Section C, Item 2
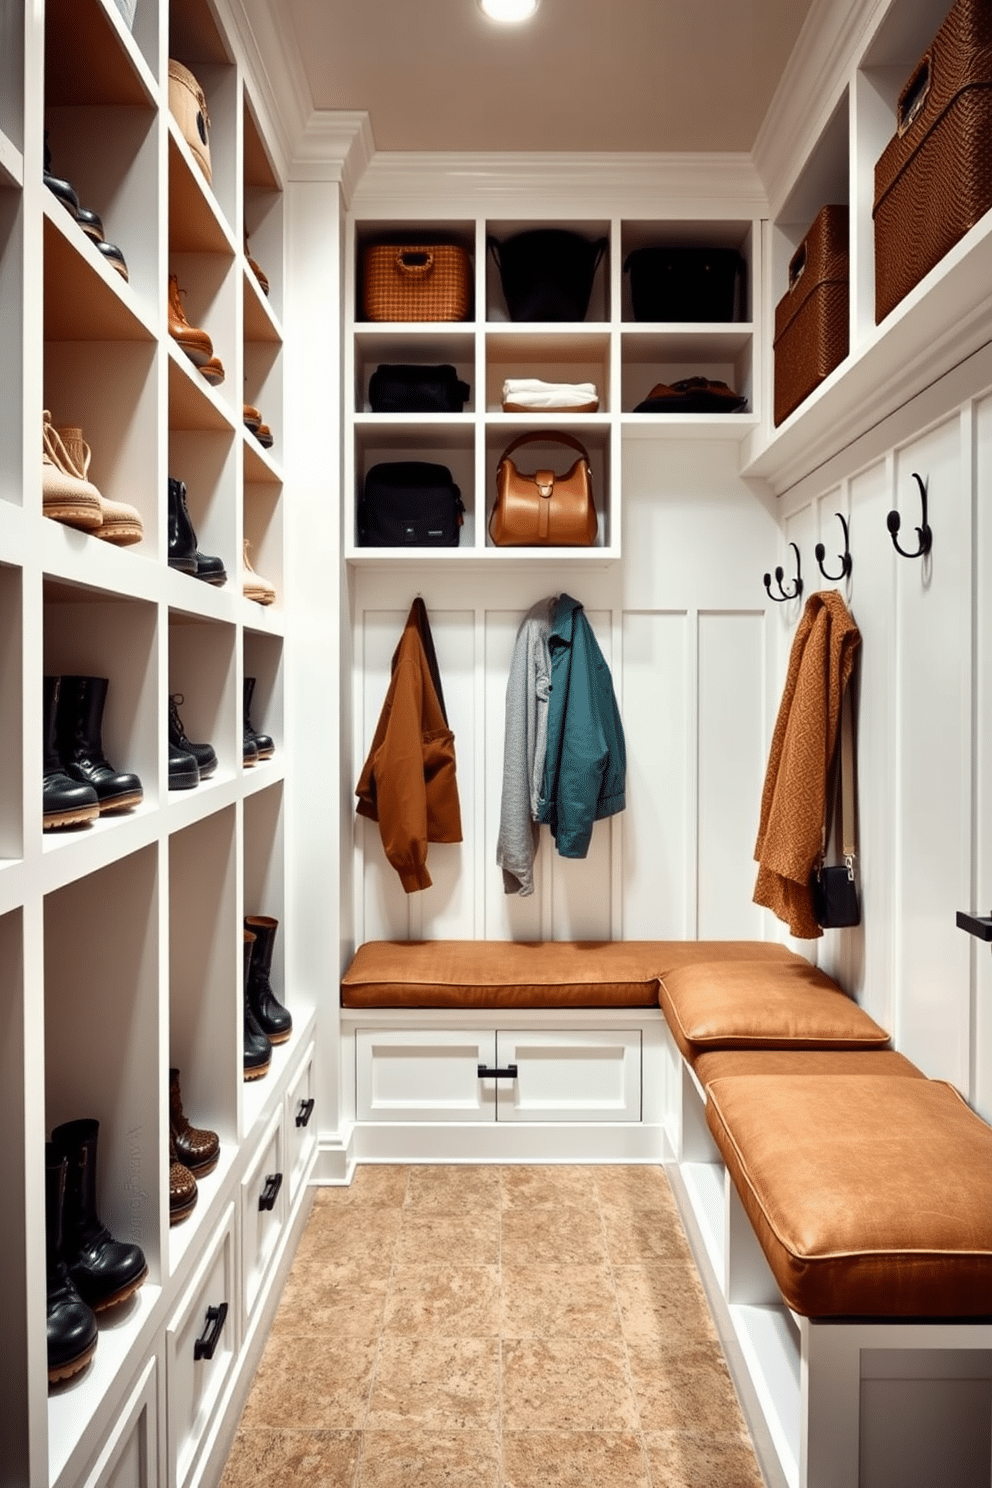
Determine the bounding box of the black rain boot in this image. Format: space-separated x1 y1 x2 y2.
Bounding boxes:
243 930 272 1080
55 675 143 813
43 131 80 219
243 915 292 1044
43 676 100 830
168 694 217 779
167 477 227 584
46 1143 98 1384
244 677 274 758
50 1118 148 1313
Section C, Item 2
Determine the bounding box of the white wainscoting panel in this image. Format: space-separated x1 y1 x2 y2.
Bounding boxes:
976 394 992 1123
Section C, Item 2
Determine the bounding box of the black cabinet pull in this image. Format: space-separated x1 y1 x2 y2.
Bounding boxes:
956 910 992 942
193 1301 228 1361
477 1063 518 1079
259 1172 283 1211
295 1097 315 1128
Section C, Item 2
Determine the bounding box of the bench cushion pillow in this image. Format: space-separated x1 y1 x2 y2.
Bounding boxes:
692 1047 924 1083
659 958 890 1059
706 1074 992 1317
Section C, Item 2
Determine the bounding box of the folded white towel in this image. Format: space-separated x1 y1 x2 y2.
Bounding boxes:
501 377 599 410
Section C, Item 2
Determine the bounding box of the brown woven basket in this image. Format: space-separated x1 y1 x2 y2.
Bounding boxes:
169 59 212 184
773 206 849 426
873 0 992 323
361 244 472 322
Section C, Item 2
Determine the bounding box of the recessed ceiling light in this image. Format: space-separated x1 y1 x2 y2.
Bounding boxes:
478 0 540 21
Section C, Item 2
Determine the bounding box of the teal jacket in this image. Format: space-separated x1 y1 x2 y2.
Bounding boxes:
536 593 626 857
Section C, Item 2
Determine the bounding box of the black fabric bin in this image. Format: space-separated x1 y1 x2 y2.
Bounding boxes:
488 229 608 322
624 246 746 322
358 462 464 547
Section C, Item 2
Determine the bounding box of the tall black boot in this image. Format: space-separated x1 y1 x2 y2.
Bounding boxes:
243 677 274 759
55 676 143 813
244 915 292 1044
168 477 227 584
46 1143 98 1384
243 930 272 1080
50 1119 148 1312
43 676 100 830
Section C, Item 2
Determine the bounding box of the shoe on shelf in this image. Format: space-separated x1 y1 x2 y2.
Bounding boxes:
244 677 275 759
198 356 225 387
243 729 258 767
243 930 272 1080
244 915 292 1045
42 411 103 532
169 1134 198 1225
168 738 199 791
169 1069 220 1178
244 229 269 296
44 135 129 279
55 425 142 546
167 477 227 584
55 675 143 814
242 540 275 605
50 1118 148 1313
168 694 217 780
255 424 273 450
76 204 104 243
168 273 221 379
96 239 129 282
42 132 80 219
243 403 261 433
43 676 100 830
46 1145 98 1385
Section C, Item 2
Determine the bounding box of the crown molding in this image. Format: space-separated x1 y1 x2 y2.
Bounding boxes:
292 112 377 198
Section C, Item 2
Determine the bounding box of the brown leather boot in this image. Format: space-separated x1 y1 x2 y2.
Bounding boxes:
169 1134 198 1225
169 1069 220 1177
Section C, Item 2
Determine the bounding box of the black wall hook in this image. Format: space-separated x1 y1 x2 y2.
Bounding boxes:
887 472 932 558
764 542 803 603
815 512 852 581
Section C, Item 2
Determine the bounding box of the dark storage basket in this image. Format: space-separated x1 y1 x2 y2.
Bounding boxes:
773 206 849 427
367 364 471 414
358 462 465 547
623 245 746 322
361 243 473 322
488 229 607 322
873 0 992 323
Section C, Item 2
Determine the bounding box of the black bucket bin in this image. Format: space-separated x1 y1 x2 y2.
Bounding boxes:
488 229 608 322
623 245 746 322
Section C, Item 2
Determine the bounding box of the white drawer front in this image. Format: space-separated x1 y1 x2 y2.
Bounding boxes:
80 1357 158 1488
241 1108 287 1321
285 1042 317 1202
357 1029 496 1122
167 1206 236 1488
495 1029 642 1122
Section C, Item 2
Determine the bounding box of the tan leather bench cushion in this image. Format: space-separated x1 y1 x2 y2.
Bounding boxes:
693 1047 924 1083
340 939 798 1009
706 1075 992 1317
659 958 890 1059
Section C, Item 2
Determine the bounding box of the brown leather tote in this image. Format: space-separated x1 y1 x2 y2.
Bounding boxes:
489 432 597 546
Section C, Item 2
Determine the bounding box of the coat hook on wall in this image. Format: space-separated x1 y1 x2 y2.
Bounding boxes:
763 542 803 603
815 512 853 581
887 472 932 558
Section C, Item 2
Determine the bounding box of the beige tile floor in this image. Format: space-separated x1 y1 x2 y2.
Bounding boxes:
221 1164 766 1488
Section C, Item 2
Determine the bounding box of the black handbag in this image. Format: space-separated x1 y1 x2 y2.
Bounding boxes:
488 229 608 322
809 677 861 929
623 245 746 322
358 462 464 547
368 364 470 414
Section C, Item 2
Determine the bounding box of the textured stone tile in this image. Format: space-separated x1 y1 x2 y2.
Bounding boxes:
594 1164 677 1212
295 1206 403 1267
404 1165 500 1211
612 1262 717 1348
502 1430 649 1488
500 1264 621 1339
499 1165 597 1209
500 1205 608 1265
626 1342 748 1434
270 1260 389 1339
643 1429 765 1487
383 1265 500 1337
501 1338 639 1431
312 1166 409 1209
240 1335 377 1430
395 1211 500 1266
600 1204 692 1265
357 1430 499 1488
219 1429 360 1488
366 1337 500 1430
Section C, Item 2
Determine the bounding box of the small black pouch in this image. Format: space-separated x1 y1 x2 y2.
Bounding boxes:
358 462 465 547
368 364 471 414
810 863 860 929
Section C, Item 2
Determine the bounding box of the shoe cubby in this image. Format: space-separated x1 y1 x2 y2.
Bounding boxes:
353 328 476 414
0 186 23 514
169 0 238 234
168 806 238 1272
351 422 477 553
168 427 238 594
242 631 282 776
619 329 756 423
482 423 613 552
243 91 282 326
484 329 611 413
167 248 236 404
0 908 28 1482
0 0 24 162
0 565 23 866
243 328 281 459
167 611 236 796
485 217 611 324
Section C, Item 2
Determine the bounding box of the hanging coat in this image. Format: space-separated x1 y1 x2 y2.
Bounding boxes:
753 589 861 939
355 598 462 892
496 595 556 895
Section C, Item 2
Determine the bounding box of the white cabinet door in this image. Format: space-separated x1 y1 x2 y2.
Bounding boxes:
285 1041 317 1203
79 1357 158 1488
495 1029 642 1122
166 1206 236 1488
356 1029 496 1122
241 1109 287 1324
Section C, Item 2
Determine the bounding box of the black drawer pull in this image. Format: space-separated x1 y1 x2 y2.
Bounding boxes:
259 1171 283 1211
295 1097 315 1128
193 1301 228 1361
477 1064 518 1080
956 910 992 942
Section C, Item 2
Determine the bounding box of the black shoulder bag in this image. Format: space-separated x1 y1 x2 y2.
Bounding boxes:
810 677 860 929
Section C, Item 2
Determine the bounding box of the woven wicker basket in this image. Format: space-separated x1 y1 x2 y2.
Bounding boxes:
773 205 849 427
168 59 212 185
362 243 472 322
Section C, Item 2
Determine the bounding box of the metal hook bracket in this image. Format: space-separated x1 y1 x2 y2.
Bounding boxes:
763 542 803 603
815 512 853 581
887 472 932 558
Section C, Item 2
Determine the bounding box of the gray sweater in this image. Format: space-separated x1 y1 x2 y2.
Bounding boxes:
496 596 556 895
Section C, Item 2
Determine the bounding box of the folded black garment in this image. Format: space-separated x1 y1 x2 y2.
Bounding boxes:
368 364 470 414
633 377 748 413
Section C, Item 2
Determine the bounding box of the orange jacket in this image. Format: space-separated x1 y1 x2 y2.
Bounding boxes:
355 599 462 892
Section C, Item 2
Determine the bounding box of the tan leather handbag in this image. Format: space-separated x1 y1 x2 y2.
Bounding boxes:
489 432 597 546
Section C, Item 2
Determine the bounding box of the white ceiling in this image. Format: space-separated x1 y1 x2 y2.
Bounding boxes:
283 0 816 154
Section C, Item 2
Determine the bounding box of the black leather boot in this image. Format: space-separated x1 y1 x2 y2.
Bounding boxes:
55 676 143 813
46 1143 98 1384
168 477 227 584
43 676 100 830
50 1118 148 1313
244 677 275 758
169 1068 219 1177
243 930 272 1080
244 915 292 1044
168 694 217 779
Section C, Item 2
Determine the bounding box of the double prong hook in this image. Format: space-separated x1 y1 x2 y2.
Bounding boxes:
887 472 932 559
763 542 803 603
815 512 852 582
